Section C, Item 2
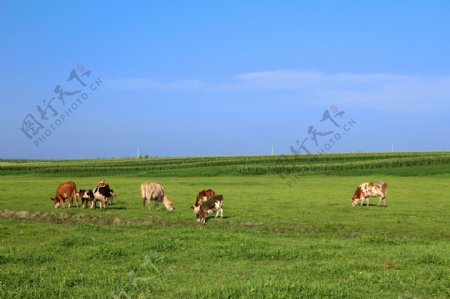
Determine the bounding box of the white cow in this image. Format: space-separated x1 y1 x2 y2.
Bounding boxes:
141 182 174 211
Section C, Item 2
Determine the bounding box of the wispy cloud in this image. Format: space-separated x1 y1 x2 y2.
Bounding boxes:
106 70 450 111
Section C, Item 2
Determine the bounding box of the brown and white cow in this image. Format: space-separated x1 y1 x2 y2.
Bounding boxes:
51 181 78 209
141 182 174 211
351 182 388 207
192 188 215 213
195 194 223 224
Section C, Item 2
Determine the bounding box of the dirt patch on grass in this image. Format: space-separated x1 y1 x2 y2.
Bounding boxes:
0 209 255 228
0 209 322 235
0 209 166 226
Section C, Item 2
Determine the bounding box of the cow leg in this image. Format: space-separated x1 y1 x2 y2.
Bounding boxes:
215 208 223 218
154 195 161 209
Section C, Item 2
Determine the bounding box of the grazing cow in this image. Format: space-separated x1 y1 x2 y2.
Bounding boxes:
192 189 215 213
91 183 113 209
141 182 174 211
51 181 78 209
195 195 223 224
79 189 94 209
351 182 388 207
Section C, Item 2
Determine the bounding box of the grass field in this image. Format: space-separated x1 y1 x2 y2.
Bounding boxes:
1 152 450 298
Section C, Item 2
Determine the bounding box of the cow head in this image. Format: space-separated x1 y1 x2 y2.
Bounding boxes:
196 210 206 224
351 187 362 207
191 204 201 214
107 189 115 205
192 196 207 213
51 197 61 209
98 180 108 187
163 195 174 211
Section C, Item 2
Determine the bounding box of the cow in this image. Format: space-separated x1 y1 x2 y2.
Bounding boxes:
50 181 78 209
96 181 115 205
79 189 94 209
192 188 215 213
141 182 174 211
91 183 113 209
195 194 223 224
351 182 388 207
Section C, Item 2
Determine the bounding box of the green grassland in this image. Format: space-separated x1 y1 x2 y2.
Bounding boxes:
0 152 449 298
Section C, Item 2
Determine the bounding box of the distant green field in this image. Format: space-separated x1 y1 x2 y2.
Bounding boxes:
1 152 449 298
1 151 450 176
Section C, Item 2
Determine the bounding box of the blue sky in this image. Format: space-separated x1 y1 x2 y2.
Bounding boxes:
1 1 449 159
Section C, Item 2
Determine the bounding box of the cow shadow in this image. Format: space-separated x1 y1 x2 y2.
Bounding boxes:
356 204 387 207
106 205 127 210
204 215 229 223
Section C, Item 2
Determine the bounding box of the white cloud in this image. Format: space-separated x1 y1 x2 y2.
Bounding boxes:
228 70 450 110
106 70 450 111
